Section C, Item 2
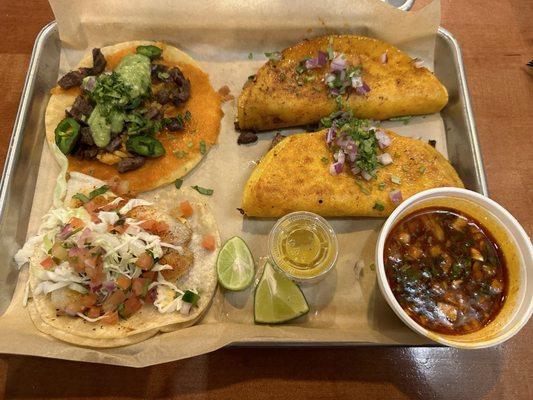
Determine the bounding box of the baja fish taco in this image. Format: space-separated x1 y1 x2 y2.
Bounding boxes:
46 41 222 193
15 172 220 348
237 34 448 131
241 114 463 217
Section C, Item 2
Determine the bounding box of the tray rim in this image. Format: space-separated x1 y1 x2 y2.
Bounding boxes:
0 21 486 350
437 27 488 196
0 21 58 219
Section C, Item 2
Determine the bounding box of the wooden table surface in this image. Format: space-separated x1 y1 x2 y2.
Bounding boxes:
0 0 531 399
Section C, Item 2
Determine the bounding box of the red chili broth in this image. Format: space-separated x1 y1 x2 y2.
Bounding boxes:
384 207 507 335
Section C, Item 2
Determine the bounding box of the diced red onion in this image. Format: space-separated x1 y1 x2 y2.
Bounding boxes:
77 228 91 246
326 127 336 145
389 189 403 204
89 283 102 292
355 81 371 95
351 76 363 89
334 149 345 164
345 141 358 162
380 52 388 64
329 162 344 175
375 130 392 149
378 152 393 165
103 281 116 291
68 247 82 258
305 51 327 69
325 73 336 84
330 87 340 96
336 135 348 148
339 69 346 82
413 58 424 68
180 302 192 315
330 55 347 71
361 170 373 181
58 224 73 240
82 76 96 92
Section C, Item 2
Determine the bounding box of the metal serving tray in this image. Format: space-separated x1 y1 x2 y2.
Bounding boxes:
0 22 487 321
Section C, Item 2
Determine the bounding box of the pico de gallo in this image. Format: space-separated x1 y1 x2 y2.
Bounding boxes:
15 185 213 324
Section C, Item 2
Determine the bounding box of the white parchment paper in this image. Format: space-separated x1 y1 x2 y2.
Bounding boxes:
0 0 446 367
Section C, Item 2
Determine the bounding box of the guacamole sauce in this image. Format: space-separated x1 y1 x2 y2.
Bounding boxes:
88 53 151 147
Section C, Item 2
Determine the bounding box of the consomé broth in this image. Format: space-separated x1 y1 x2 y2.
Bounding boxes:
384 207 507 335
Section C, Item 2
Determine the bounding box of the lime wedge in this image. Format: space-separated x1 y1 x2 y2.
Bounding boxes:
254 262 309 324
217 236 255 291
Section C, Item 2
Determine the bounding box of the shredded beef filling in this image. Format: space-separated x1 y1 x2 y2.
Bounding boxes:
116 157 146 173
57 48 106 89
67 95 93 123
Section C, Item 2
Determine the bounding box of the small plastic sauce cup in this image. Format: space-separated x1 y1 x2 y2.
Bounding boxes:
268 211 338 284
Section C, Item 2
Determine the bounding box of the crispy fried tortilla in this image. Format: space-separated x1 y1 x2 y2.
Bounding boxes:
241 130 463 217
45 41 222 193
237 35 448 131
23 173 220 348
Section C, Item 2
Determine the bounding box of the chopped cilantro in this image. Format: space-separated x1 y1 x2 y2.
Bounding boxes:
191 185 214 196
334 95 344 110
184 110 192 121
73 185 109 203
378 182 386 191
391 175 401 184
373 202 385 211
419 166 426 174
369 263 376 271
389 115 412 125
182 290 200 305
173 150 188 159
354 179 371 195
187 141 194 148
72 193 90 203
321 156 329 164
295 63 306 74
327 37 334 60
174 179 183 189
248 52 253 60
200 140 206 155
265 51 282 61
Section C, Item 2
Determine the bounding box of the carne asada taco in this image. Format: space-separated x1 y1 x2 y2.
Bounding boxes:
46 41 222 193
15 173 220 347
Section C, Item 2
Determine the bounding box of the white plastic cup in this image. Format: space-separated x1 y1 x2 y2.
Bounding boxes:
375 187 533 348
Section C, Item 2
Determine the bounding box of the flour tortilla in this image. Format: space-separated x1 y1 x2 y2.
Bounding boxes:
27 172 220 348
45 41 222 193
241 129 463 217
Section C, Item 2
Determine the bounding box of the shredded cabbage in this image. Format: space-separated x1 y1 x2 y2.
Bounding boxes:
14 234 43 267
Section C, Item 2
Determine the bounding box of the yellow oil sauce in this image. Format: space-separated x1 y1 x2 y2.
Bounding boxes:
270 213 337 281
